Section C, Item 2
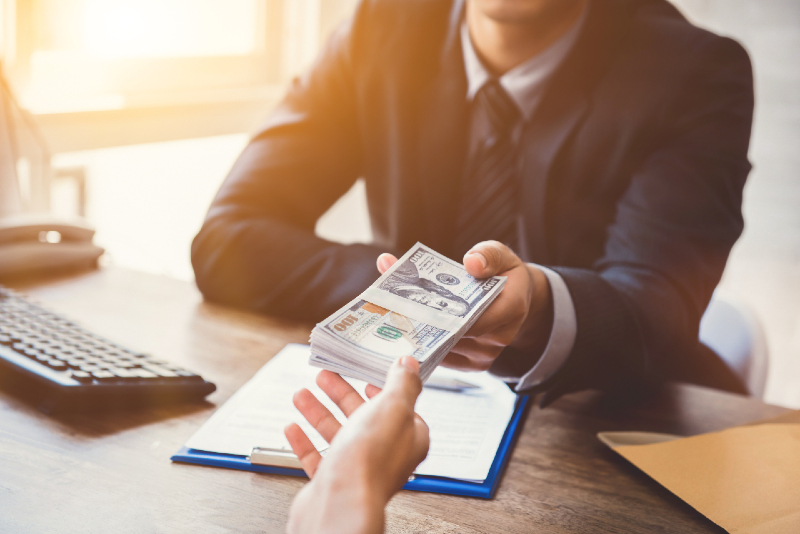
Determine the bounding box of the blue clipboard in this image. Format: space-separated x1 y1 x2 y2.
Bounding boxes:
171 395 529 499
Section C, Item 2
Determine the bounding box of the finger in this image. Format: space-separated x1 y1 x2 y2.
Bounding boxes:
377 253 398 274
463 241 523 278
284 423 322 478
292 389 342 443
394 417 430 489
441 351 493 372
450 337 506 363
382 356 423 405
315 370 365 417
462 310 522 342
364 384 382 399
460 267 533 339
413 416 431 465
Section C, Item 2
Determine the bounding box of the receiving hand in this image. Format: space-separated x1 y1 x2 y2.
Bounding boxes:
284 356 430 534
377 240 551 371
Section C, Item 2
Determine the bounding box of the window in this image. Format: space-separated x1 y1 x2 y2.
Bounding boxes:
9 0 281 113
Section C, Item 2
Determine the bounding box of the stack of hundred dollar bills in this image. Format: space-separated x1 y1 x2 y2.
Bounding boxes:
309 243 506 387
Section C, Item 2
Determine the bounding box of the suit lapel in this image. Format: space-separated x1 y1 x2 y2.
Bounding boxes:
519 89 588 264
519 0 632 264
417 0 469 258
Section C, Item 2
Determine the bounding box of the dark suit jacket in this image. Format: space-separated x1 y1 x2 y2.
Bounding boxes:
192 0 754 400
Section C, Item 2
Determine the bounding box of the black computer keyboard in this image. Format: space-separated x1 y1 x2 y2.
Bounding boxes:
0 285 216 412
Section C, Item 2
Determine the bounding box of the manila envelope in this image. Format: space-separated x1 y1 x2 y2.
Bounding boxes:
599 412 800 534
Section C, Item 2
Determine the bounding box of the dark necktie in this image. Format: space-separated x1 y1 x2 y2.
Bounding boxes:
451 80 522 260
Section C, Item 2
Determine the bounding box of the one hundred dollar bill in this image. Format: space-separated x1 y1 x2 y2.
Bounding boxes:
361 243 506 331
309 243 506 387
317 299 452 363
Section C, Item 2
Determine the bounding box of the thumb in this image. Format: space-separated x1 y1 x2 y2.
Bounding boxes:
382 356 423 405
463 240 522 278
377 253 398 274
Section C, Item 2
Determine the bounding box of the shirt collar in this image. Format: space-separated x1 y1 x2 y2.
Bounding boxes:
461 5 587 121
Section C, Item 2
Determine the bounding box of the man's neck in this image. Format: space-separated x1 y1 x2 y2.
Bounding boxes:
466 0 587 75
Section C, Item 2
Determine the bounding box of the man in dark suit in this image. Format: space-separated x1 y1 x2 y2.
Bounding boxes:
192 0 754 404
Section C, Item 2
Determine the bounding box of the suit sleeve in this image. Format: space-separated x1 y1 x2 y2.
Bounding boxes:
522 37 755 403
191 12 384 321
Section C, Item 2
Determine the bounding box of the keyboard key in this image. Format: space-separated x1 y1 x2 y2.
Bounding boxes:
46 360 68 371
176 370 203 381
109 368 139 380
131 368 159 379
70 370 94 383
91 371 117 381
142 365 179 378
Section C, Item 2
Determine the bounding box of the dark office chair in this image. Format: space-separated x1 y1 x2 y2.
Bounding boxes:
699 293 769 398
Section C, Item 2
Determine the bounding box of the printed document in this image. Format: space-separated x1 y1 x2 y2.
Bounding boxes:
185 344 518 482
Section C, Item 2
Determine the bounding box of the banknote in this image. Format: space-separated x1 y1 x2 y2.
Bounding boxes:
309 243 506 387
318 299 451 363
361 243 505 331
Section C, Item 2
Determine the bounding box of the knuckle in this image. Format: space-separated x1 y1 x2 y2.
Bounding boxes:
499 334 516 347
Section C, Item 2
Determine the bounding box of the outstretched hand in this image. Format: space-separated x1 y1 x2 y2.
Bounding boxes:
377 241 551 371
285 357 429 534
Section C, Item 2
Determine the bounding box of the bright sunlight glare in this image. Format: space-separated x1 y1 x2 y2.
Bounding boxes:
79 0 256 58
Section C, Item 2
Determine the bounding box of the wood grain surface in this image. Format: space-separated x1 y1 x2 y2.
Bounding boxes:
0 267 789 533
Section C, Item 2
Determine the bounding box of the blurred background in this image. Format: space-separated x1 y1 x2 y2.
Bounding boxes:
0 0 797 407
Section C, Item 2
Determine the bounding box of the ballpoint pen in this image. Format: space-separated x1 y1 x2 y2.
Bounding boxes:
249 446 328 468
423 376 480 392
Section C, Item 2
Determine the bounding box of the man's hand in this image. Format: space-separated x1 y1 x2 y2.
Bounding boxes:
377 241 552 371
284 357 430 534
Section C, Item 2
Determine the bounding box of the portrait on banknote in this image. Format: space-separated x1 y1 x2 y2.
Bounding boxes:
377 246 499 318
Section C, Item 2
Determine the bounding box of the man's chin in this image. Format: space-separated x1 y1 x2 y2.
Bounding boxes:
470 0 579 25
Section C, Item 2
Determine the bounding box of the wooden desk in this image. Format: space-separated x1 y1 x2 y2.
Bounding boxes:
0 268 789 533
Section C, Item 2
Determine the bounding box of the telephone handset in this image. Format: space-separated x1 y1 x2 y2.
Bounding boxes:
0 214 104 277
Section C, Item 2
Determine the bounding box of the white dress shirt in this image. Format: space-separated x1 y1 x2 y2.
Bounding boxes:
460 9 586 391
